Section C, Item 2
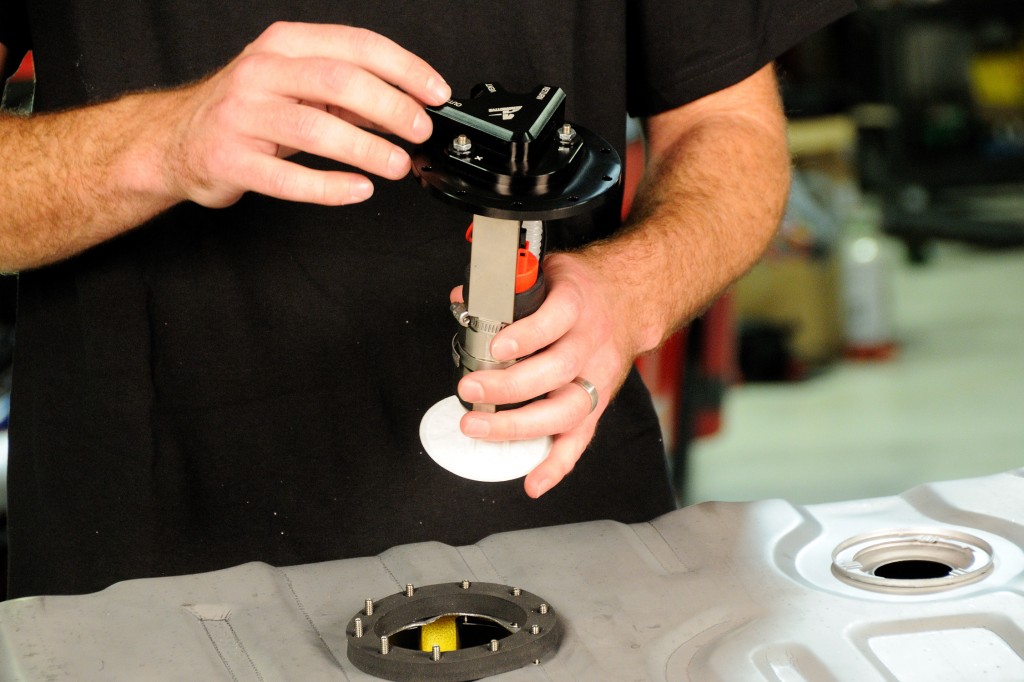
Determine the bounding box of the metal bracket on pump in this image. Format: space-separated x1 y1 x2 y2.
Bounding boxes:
413 83 621 220
413 82 621 482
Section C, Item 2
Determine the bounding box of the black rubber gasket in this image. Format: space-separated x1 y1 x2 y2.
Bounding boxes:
346 582 560 681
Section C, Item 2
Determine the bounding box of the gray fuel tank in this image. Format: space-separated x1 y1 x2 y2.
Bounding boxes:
2 469 1024 680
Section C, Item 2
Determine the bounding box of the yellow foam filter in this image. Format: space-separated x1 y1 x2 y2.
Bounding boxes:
420 615 460 652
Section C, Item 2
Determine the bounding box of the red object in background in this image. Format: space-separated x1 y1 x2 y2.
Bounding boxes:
10 51 33 82
845 342 897 362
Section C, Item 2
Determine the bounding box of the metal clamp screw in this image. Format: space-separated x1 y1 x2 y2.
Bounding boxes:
450 302 471 327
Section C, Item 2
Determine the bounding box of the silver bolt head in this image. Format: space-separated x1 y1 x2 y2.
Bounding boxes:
557 124 577 144
453 134 472 154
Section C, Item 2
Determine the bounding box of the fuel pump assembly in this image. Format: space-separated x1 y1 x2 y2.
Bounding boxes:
413 83 621 482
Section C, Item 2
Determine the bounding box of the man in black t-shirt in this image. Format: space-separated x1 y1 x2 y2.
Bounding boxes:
0 1 854 597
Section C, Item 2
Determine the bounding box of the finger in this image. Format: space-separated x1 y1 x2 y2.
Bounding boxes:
523 424 596 498
309 100 394 136
458 333 587 407
236 152 375 205
328 108 392 136
251 22 451 106
298 102 380 139
233 54 434 144
460 380 598 441
489 278 582 361
450 285 464 304
248 101 411 179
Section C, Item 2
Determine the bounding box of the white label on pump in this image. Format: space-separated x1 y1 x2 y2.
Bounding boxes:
488 106 522 121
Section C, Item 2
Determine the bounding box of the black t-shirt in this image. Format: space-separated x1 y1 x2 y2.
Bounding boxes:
1 0 853 597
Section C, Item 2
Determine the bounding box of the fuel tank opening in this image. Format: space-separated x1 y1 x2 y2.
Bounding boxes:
831 528 994 594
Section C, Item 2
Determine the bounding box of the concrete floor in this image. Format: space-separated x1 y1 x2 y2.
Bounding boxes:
688 241 1024 505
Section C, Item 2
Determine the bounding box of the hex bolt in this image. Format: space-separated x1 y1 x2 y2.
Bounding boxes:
452 134 472 154
530 624 541 635
432 644 442 662
538 603 549 615
380 635 390 655
354 617 364 638
461 579 471 590
489 639 500 652
557 123 577 144
405 583 415 597
364 599 374 616
512 587 522 597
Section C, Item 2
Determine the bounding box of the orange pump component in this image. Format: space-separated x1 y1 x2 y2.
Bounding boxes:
515 247 539 293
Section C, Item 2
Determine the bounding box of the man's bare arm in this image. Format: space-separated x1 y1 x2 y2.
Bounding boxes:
584 63 790 353
1 90 180 271
0 23 451 272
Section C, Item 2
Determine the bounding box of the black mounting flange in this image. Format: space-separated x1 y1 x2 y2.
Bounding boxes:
412 83 621 221
346 582 560 681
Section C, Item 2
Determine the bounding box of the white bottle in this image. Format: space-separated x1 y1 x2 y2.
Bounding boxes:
840 201 896 359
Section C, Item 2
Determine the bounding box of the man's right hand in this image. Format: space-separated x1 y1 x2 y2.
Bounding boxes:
0 23 450 271
161 22 451 208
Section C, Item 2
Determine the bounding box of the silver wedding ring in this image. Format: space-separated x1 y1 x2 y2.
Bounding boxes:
572 377 599 414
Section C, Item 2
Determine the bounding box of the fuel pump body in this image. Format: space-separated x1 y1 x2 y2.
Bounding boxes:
413 83 621 411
